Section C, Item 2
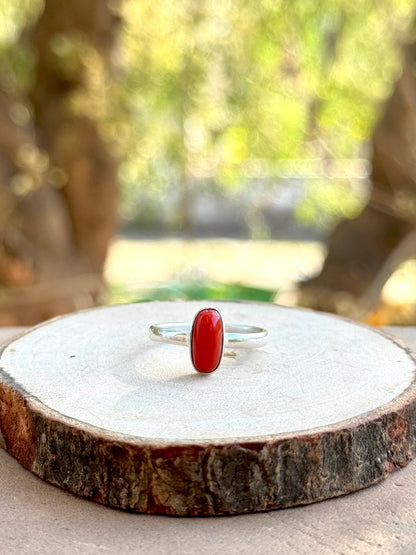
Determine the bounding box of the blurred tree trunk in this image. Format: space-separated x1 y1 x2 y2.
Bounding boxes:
0 0 119 325
298 41 416 319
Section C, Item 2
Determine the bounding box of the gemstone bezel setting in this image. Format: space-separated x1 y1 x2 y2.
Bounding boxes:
190 308 224 373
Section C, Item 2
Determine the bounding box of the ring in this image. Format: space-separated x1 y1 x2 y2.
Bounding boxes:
149 307 268 373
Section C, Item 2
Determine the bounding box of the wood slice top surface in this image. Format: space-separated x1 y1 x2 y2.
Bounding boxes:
1 301 416 516
1 301 414 442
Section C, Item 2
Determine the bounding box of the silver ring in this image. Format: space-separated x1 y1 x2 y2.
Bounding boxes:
149 307 268 374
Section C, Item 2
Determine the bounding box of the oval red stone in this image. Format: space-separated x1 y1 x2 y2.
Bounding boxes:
191 308 224 373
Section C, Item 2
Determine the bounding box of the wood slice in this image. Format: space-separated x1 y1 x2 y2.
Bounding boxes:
1 301 416 516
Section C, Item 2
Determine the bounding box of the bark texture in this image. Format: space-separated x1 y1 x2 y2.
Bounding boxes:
0 371 415 516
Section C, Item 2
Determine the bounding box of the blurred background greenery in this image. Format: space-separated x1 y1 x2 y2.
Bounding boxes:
0 0 415 324
88 0 411 232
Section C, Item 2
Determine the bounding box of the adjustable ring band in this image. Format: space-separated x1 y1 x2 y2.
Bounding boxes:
149 323 268 348
149 307 268 374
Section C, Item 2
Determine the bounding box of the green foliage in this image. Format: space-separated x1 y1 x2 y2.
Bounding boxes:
0 0 42 48
108 279 277 305
109 0 416 228
2 0 416 229
295 178 369 227
0 0 43 93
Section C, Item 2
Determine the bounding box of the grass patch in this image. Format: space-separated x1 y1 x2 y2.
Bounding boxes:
107 278 277 305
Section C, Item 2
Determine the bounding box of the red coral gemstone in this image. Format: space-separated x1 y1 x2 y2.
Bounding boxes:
191 308 224 373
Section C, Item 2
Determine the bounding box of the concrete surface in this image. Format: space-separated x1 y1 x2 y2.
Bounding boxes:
0 326 416 554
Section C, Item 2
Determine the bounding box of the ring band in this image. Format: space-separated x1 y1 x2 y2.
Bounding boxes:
149 307 268 374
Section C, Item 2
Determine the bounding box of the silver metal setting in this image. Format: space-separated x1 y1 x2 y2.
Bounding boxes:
149 311 268 351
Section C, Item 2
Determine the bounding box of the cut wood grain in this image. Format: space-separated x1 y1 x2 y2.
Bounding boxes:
0 301 416 516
